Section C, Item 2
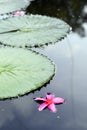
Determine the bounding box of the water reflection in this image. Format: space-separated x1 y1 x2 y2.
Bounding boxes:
27 0 87 37
0 0 87 130
67 33 87 129
1 30 87 129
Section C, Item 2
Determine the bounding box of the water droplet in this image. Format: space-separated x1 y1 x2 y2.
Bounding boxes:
57 115 60 118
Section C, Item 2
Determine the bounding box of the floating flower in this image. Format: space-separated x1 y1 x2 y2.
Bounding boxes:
34 93 65 113
13 11 25 16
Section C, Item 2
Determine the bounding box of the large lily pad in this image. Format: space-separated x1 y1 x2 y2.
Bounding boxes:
0 14 71 47
0 47 55 99
0 0 33 15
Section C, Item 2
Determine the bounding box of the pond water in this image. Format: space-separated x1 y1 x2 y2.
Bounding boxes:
0 0 87 130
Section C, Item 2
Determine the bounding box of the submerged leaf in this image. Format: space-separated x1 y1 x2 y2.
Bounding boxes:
0 0 33 15
0 47 55 99
0 14 71 47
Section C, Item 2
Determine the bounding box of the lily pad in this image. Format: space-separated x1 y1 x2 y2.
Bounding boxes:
0 47 55 99
0 14 71 47
0 0 33 15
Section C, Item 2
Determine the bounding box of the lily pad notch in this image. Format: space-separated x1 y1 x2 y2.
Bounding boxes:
0 47 55 99
0 14 71 47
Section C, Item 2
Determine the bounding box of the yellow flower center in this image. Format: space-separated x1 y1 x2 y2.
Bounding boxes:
46 99 53 105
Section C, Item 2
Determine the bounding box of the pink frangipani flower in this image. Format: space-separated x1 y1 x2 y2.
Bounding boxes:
34 93 65 113
13 11 25 16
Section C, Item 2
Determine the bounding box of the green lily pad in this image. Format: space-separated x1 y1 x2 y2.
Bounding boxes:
0 0 33 15
0 47 55 99
0 14 71 47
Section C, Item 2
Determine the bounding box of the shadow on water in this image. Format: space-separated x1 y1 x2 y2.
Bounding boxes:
0 0 87 130
27 0 87 36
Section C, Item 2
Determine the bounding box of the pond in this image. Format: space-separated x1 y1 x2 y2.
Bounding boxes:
0 0 87 130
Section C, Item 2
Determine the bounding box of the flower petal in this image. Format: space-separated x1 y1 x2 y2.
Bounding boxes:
38 102 48 111
53 97 65 104
48 103 57 113
34 97 46 101
13 11 25 16
46 93 54 100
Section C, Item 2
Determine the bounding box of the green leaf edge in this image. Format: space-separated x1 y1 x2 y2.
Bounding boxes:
0 14 71 48
0 47 55 100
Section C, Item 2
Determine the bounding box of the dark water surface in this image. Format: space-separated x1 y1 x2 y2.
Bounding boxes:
0 0 87 130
